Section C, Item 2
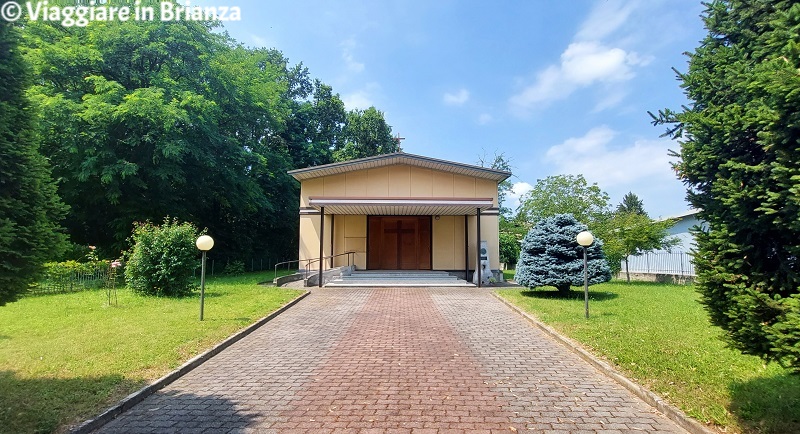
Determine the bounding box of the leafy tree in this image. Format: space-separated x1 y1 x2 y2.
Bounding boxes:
333 106 400 161
499 231 520 269
602 212 679 282
0 20 67 305
478 150 514 217
124 218 199 297
477 151 521 267
616 192 647 216
515 214 611 293
516 174 610 229
20 19 332 262
652 0 800 370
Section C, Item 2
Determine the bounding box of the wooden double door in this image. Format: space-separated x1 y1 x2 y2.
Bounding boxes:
367 216 432 270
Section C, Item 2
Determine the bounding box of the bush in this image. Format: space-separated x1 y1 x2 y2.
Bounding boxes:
515 214 611 293
223 260 245 276
124 218 200 297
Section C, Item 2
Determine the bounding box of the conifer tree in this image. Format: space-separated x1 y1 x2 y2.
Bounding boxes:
515 214 611 293
652 0 800 370
0 20 67 305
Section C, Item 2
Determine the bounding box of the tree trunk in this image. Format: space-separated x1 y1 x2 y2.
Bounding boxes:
557 284 571 294
625 257 630 283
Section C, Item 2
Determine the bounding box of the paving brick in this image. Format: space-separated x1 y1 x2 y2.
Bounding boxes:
94 288 687 433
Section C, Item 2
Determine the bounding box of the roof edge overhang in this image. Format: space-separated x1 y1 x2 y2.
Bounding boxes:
288 152 512 183
304 196 497 216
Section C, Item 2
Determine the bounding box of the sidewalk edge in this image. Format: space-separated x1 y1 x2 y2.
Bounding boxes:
71 290 311 434
492 292 716 434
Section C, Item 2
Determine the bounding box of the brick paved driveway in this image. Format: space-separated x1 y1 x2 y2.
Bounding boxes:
96 288 687 433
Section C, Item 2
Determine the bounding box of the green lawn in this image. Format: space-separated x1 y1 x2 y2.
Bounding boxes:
0 271 303 434
496 280 800 434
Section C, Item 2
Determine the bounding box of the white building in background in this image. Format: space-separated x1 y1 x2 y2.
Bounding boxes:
622 209 705 279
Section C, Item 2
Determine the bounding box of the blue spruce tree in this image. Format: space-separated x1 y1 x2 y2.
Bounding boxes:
516 214 611 293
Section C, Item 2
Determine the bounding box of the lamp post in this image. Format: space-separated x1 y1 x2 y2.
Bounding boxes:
576 231 594 319
196 235 214 321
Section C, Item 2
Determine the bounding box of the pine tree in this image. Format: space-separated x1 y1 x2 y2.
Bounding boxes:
616 192 647 216
0 20 67 305
652 1 800 370
515 214 611 293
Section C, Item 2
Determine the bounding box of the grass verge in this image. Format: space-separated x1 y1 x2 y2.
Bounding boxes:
496 280 800 434
0 271 302 434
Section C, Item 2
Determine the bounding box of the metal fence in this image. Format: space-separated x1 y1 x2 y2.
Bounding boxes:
620 251 695 276
194 257 290 277
31 264 111 295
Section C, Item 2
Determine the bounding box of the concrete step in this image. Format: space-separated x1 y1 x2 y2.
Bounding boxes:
326 280 474 287
338 275 458 280
325 270 474 287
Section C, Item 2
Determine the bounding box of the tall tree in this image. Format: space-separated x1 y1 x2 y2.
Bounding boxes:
477 151 521 267
516 174 611 228
23 19 300 260
0 20 67 305
652 0 800 370
616 192 647 216
333 106 400 161
478 151 513 217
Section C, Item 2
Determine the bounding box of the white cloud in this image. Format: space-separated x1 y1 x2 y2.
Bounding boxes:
443 88 470 106
341 82 381 110
510 41 646 112
561 42 636 84
341 38 365 73
342 91 373 110
505 182 534 211
544 126 675 188
508 0 655 114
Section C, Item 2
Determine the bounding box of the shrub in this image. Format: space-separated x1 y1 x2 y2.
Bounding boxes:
124 218 200 297
515 213 611 293
224 260 245 276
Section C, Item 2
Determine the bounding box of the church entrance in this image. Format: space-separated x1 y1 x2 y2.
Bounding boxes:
367 216 431 270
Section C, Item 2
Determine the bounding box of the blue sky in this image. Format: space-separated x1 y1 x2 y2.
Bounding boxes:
215 0 708 218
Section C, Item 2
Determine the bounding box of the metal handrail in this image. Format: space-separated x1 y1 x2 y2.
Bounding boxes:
273 258 310 282
273 251 356 283
304 251 356 277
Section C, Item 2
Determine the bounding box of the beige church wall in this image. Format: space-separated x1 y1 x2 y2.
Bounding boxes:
366 168 389 196
300 178 323 207
299 165 498 202
345 171 368 196
298 215 318 267
303 212 500 272
431 171 454 196
453 174 476 198
476 178 499 206
298 214 333 269
332 215 367 269
409 167 433 197
298 163 501 271
432 215 466 270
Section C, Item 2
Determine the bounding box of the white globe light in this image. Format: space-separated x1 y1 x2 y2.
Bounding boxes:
576 231 594 247
196 235 214 251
